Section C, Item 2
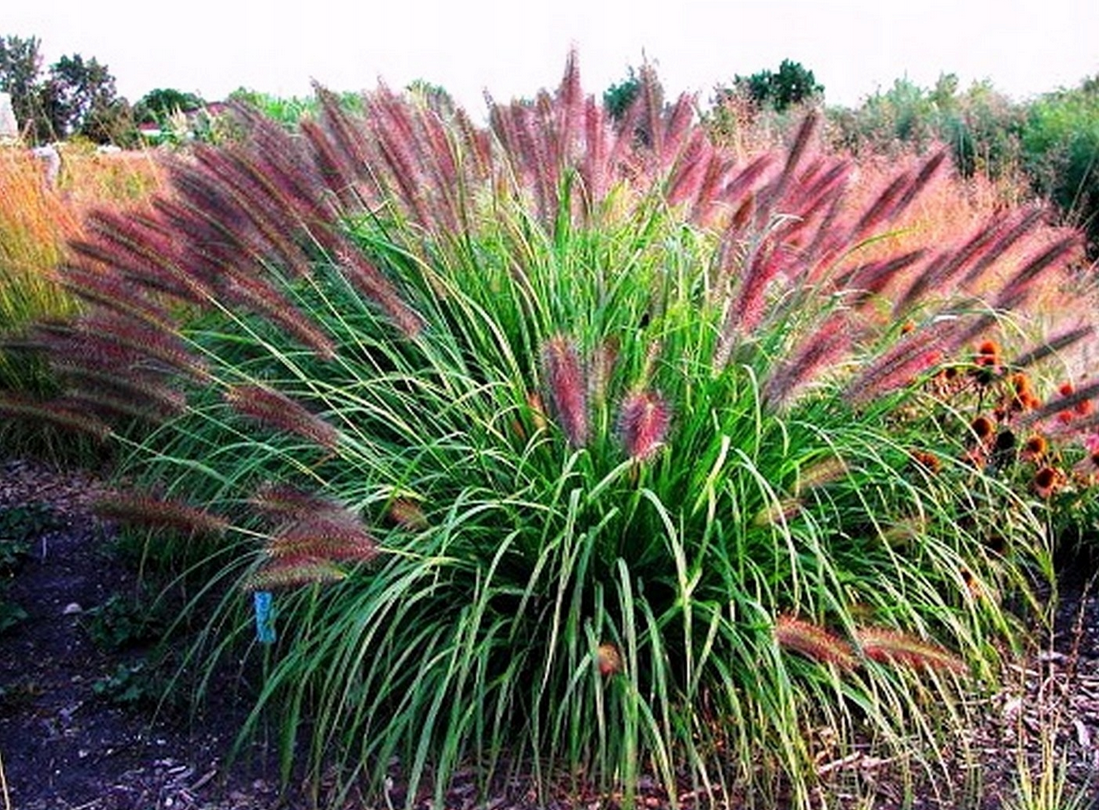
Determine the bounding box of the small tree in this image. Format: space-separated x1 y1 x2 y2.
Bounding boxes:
732 58 823 111
0 35 131 144
133 88 205 124
1021 79 1099 258
45 53 125 139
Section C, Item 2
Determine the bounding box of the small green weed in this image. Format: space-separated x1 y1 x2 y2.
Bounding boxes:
0 502 61 559
83 591 167 650
0 589 27 635
0 504 51 637
0 536 29 575
92 661 156 706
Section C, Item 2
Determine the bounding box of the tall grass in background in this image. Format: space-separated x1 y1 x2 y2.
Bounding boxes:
0 145 164 456
3 54 1097 807
0 150 81 391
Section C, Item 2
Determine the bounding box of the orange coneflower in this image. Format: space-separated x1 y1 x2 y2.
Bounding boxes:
1021 434 1048 462
910 450 942 474
1032 466 1059 499
972 340 1001 384
971 415 995 441
977 340 1000 363
1007 372 1036 412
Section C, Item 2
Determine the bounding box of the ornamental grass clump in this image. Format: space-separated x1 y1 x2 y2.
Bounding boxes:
5 54 1095 807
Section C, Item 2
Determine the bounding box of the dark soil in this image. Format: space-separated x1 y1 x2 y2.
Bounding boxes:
1 457 1097 809
0 459 297 809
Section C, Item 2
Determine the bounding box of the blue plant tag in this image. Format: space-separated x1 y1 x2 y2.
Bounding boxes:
253 590 276 644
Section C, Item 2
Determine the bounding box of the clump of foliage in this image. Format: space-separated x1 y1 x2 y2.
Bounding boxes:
226 86 363 130
130 88 218 148
6 53 1095 807
824 72 1099 261
91 659 175 707
0 592 27 635
705 61 823 159
0 501 60 551
84 589 168 650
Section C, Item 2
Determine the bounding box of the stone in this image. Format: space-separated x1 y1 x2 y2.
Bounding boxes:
0 92 18 140
32 144 61 187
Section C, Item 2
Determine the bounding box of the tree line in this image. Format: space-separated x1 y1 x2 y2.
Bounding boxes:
0 34 203 145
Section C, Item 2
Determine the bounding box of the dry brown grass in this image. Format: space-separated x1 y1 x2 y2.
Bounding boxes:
0 146 165 327
0 146 165 393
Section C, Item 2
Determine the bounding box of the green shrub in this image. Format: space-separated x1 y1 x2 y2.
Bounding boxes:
827 75 1027 182
1019 82 1099 258
5 54 1093 807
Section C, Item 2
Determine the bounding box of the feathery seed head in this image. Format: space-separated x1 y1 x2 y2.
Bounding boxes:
226 384 340 450
245 557 347 591
267 516 378 563
853 626 967 674
94 492 230 537
1022 434 1048 461
541 335 589 447
773 615 857 670
617 389 671 461
250 483 343 519
387 498 428 531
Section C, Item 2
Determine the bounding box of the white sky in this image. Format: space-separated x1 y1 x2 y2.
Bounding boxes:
3 1 1098 111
